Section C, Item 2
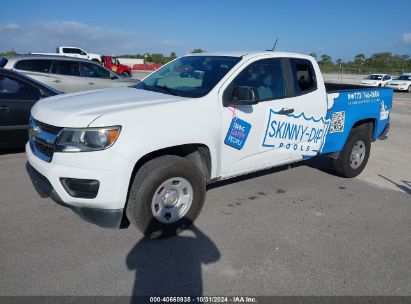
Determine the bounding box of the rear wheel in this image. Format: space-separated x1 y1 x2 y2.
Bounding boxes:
331 126 371 178
408 85 411 93
126 155 206 238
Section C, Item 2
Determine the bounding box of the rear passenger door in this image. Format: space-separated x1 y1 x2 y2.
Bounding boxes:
49 60 84 93
219 57 328 177
13 59 53 86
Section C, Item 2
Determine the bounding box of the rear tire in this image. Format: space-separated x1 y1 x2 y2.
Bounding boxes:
408 85 411 93
331 126 371 178
126 155 206 239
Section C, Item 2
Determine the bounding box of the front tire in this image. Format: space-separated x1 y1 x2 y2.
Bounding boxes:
331 127 371 178
126 155 206 238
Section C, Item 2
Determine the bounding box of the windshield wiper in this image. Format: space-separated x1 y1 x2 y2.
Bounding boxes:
154 85 179 96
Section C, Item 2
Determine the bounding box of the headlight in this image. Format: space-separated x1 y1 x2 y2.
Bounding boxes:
55 126 121 152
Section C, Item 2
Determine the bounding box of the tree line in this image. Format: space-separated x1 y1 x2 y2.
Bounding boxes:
1 49 410 71
119 49 204 64
0 49 205 65
310 52 411 72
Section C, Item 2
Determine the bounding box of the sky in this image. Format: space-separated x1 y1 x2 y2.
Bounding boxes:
0 0 410 61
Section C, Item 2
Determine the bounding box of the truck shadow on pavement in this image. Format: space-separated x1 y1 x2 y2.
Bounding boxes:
126 224 220 299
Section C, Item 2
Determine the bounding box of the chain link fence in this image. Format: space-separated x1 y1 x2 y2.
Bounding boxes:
319 66 411 76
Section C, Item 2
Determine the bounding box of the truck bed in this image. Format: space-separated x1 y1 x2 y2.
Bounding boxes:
325 82 377 92
320 83 392 155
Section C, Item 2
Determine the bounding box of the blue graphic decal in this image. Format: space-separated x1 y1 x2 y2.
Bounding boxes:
321 88 393 155
224 118 251 150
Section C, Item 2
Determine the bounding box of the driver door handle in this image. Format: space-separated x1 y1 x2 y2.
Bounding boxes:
53 80 61 83
0 105 10 112
277 108 294 115
88 82 95 85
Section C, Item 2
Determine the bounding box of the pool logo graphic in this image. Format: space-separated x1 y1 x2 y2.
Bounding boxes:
224 117 251 150
380 100 389 120
262 108 329 155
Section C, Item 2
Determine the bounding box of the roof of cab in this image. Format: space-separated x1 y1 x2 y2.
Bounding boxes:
4 54 94 63
186 51 314 60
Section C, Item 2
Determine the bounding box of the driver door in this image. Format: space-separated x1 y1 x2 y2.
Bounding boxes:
218 57 328 177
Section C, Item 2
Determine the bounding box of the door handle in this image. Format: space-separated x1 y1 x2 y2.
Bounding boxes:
277 108 294 115
0 105 10 112
88 82 95 85
53 80 61 83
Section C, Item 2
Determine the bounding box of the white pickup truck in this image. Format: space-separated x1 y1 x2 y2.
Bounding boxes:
32 46 101 63
26 51 392 238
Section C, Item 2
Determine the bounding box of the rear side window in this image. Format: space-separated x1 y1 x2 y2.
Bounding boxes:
15 60 52 73
62 48 82 54
290 58 317 95
0 74 40 101
51 61 81 76
82 62 111 79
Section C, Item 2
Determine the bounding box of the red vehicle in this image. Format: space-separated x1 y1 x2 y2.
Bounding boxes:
101 56 132 77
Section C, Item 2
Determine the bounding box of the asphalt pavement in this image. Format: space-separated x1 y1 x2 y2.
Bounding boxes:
0 93 410 296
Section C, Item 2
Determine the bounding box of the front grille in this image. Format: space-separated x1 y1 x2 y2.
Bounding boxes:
34 141 54 158
34 119 63 135
29 117 61 162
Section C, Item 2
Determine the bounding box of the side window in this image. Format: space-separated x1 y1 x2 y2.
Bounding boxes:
51 61 81 76
14 60 52 73
0 74 40 101
230 58 286 101
81 62 111 79
62 48 72 54
290 59 317 95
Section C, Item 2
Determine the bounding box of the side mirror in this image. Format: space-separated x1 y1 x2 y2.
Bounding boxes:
230 86 259 106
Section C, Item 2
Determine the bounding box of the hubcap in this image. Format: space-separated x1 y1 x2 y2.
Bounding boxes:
151 177 193 223
350 140 366 169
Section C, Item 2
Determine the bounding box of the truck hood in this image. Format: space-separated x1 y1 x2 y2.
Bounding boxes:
31 88 185 127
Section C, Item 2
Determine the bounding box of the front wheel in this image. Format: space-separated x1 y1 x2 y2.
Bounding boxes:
408 85 411 93
121 71 130 77
126 155 206 238
331 127 371 178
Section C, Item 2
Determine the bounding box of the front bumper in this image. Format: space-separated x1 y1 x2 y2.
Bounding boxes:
360 83 379 87
26 161 127 228
26 142 134 228
387 85 409 91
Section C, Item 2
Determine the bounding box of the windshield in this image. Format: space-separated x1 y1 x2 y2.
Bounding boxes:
366 75 383 80
136 56 241 98
397 75 411 81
